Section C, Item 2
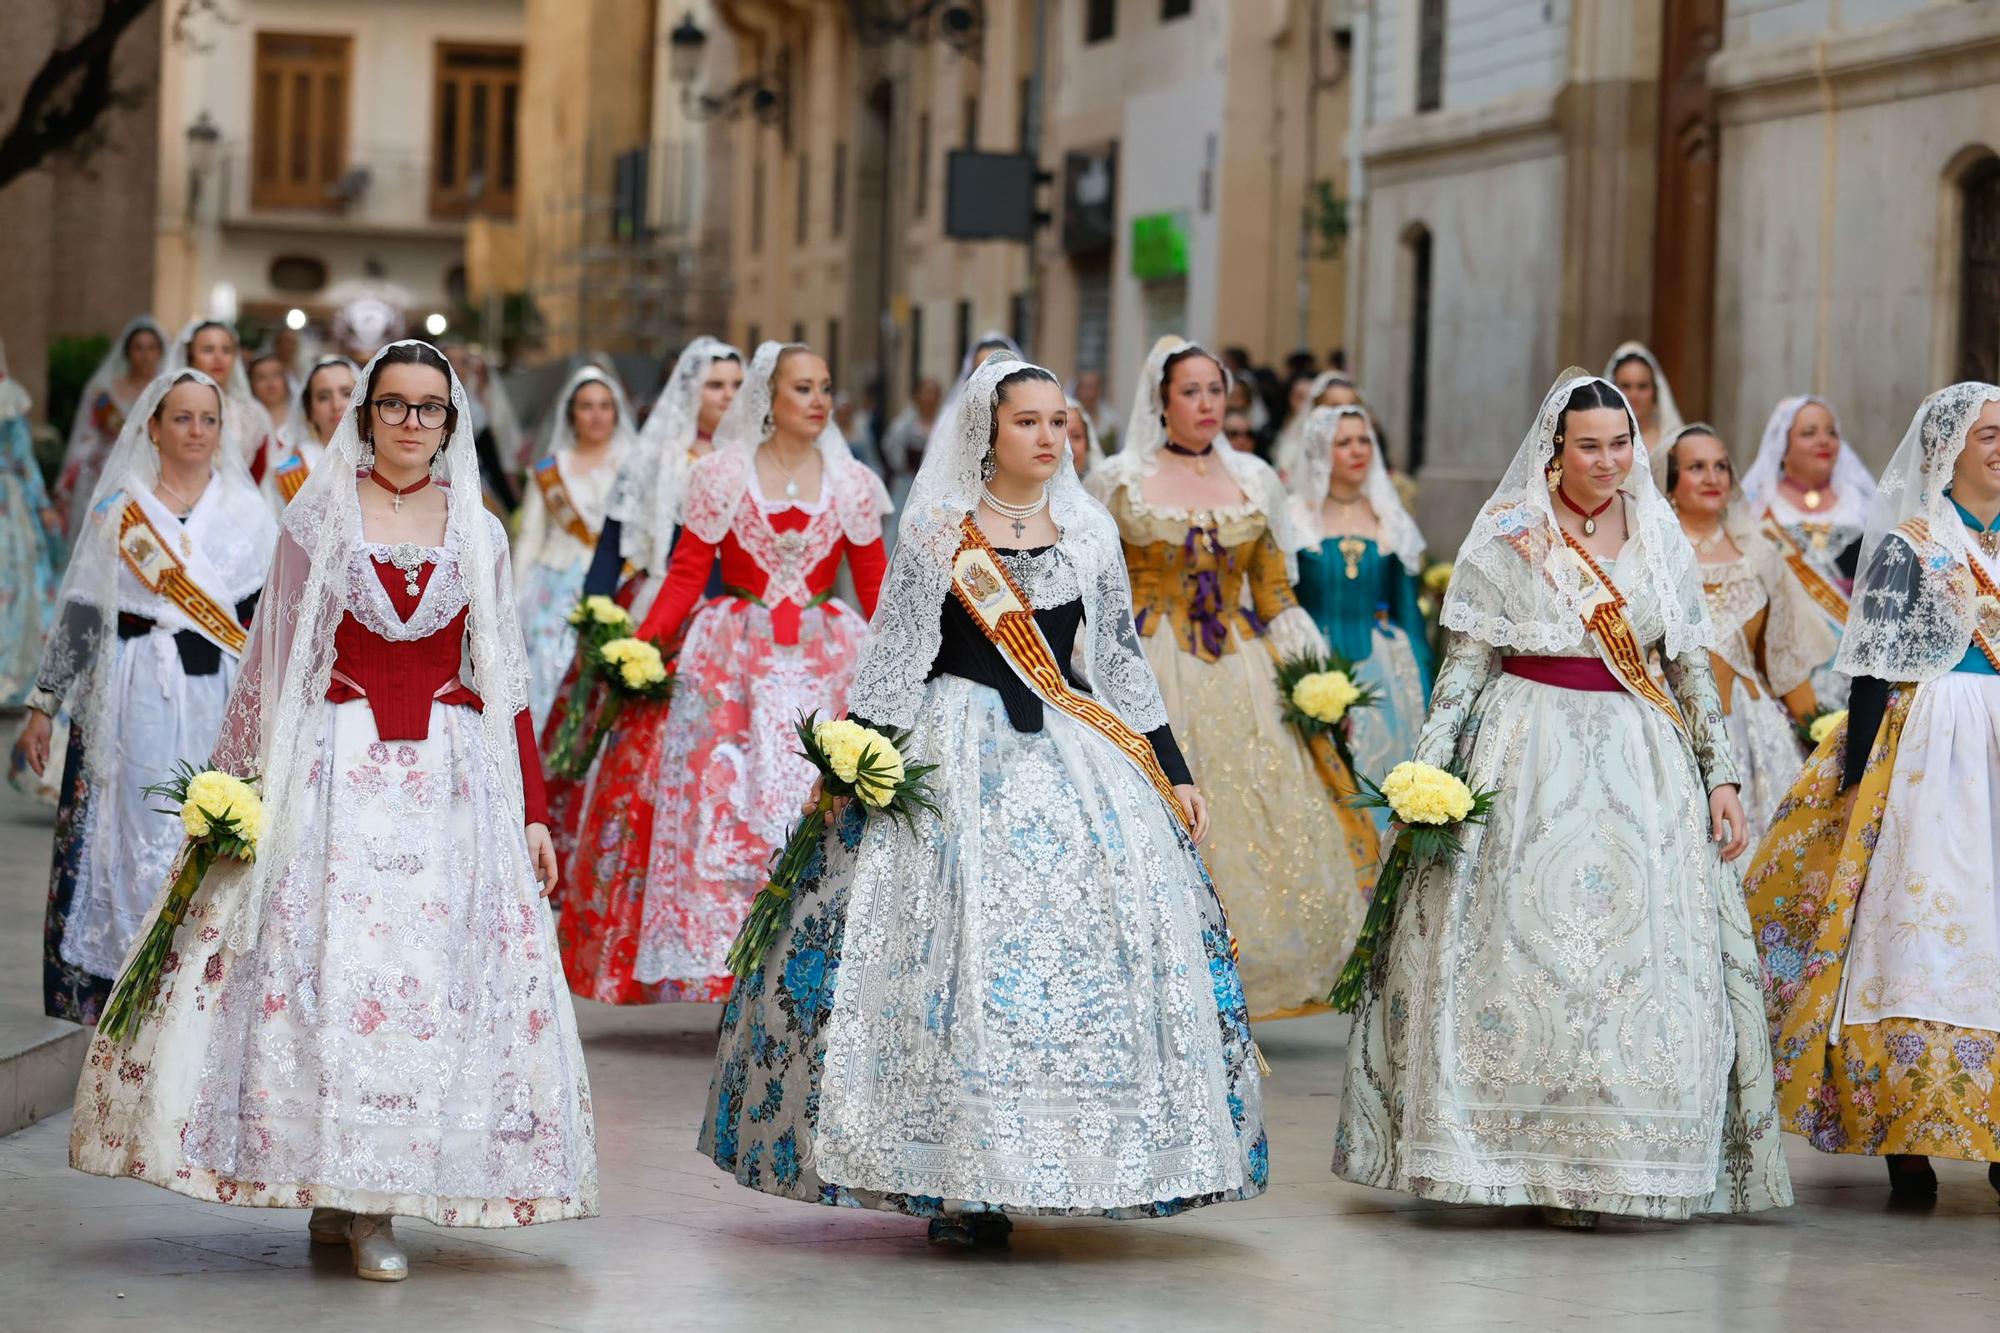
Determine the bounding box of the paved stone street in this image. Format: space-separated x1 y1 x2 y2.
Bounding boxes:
4 783 2000 1331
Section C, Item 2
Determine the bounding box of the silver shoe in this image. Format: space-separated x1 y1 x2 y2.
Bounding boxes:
347 1214 409 1282
307 1207 354 1246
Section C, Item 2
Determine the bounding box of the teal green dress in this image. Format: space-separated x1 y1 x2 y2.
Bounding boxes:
1295 537 1434 814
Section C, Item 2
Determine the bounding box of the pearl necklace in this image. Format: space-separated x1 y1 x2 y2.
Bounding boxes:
981 483 1050 541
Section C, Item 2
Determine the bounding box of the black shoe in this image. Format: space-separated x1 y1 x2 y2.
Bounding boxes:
1885 1153 1937 1198
926 1217 976 1248
966 1212 1013 1245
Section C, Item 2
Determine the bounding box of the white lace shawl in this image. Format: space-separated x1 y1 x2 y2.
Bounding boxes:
1835 381 2000 683
1285 404 1426 573
846 352 1170 735
1085 334 1309 582
611 335 740 573
1441 372 1711 659
206 340 534 950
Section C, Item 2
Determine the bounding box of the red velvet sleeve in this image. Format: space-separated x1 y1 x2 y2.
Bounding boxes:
846 536 888 621
515 708 549 827
637 525 720 644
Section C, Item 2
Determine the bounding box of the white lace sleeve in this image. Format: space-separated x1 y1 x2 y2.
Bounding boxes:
845 522 954 731
1084 550 1169 733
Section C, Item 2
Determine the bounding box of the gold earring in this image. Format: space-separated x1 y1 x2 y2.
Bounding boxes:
1546 459 1563 491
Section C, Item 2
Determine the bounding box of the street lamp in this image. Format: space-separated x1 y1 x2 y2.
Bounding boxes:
185 110 221 220
666 11 788 126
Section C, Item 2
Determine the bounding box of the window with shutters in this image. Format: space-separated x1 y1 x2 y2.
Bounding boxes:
1959 155 2000 384
431 43 521 219
1405 224 1433 472
251 32 351 210
1085 0 1115 44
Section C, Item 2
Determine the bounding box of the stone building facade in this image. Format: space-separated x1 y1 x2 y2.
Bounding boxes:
1349 0 2000 545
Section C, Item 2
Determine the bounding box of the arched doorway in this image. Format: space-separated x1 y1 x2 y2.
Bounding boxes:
1959 153 2000 383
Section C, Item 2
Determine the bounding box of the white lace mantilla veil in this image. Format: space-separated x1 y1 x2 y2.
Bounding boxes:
1605 340 1687 447
165 316 274 468
278 356 358 450
1439 370 1710 659
532 362 638 471
206 340 535 951
80 315 166 404
610 335 740 572
37 370 266 793
923 329 1023 461
679 341 890 547
1272 369 1352 481
845 351 1171 737
1738 393 1877 525
1835 381 2000 683
1085 334 1309 580
1287 404 1425 571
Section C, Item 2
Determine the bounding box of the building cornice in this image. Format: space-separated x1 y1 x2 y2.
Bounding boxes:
1710 3 2000 124
1358 88 1561 182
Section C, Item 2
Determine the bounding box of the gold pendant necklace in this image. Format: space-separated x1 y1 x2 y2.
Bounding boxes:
1336 535 1366 579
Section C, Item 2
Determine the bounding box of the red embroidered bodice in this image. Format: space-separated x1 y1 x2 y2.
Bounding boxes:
640 503 887 646
328 558 549 825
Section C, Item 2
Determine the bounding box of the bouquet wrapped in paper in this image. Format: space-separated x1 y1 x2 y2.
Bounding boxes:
1274 650 1378 777
98 764 264 1041
1328 759 1497 1012
725 713 939 980
547 594 639 778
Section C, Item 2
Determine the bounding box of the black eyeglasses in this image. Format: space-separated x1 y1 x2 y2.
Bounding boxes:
371 397 450 429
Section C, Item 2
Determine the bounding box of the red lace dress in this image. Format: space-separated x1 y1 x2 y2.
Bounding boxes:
558 450 886 1003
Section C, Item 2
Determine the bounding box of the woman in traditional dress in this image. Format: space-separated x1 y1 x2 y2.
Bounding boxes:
262 356 357 512
57 316 165 533
1084 336 1370 1021
513 365 636 728
1744 381 2000 1202
166 318 278 485
1065 392 1105 475
1662 423 1836 837
1606 340 1686 449
1740 395 1875 708
542 340 740 879
19 370 275 1023
0 346 60 707
247 351 295 433
68 340 597 1280
1333 371 1791 1228
702 351 1267 1245
1288 405 1432 805
563 342 887 1005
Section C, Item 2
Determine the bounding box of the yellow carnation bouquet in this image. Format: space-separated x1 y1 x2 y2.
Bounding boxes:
1275 651 1379 775
725 711 940 980
98 762 265 1041
1797 706 1847 749
548 594 640 777
1328 758 1497 1012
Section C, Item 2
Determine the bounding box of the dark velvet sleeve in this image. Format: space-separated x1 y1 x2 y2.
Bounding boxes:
1147 724 1192 787
1838 533 1922 790
582 518 625 598
1842 676 1889 792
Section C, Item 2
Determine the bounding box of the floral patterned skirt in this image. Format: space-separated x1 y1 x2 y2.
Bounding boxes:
628 598 868 993
70 699 598 1226
698 677 1267 1216
1746 684 2000 1162
42 725 107 1024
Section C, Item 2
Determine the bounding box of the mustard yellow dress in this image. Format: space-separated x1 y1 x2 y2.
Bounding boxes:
1103 482 1372 1021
